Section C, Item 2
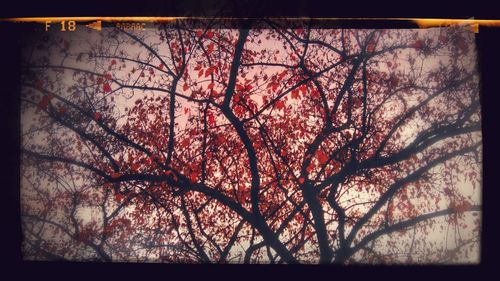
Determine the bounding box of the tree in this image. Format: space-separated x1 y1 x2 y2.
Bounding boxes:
20 19 482 264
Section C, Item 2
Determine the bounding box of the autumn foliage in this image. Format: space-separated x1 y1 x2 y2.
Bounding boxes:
20 20 481 264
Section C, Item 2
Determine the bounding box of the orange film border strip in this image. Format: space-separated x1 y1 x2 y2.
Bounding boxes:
4 17 183 23
3 17 500 31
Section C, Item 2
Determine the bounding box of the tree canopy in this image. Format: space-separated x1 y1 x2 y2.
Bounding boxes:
20 20 481 264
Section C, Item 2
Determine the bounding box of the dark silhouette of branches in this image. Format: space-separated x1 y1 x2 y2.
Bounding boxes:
20 20 481 264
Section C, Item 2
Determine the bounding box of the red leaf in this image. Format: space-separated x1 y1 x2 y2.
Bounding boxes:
205 66 217 78
413 40 424 50
198 69 204 78
454 201 472 213
317 150 329 165
159 63 164 70
216 134 225 145
306 163 314 174
104 73 112 80
131 163 140 172
299 85 307 95
190 171 199 183
111 172 121 179
183 84 189 91
114 193 124 201
93 112 101 121
280 150 287 157
236 84 245 91
272 83 278 92
181 138 190 148
196 30 203 38
37 94 54 110
275 100 285 111
103 83 112 93
262 95 268 105
205 67 214 77
234 105 244 116
208 113 216 126
207 43 215 55
110 59 117 65
37 97 50 110
206 31 214 39
298 177 305 184
367 42 376 53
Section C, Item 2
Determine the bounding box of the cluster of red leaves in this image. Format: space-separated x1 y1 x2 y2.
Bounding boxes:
37 94 55 110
